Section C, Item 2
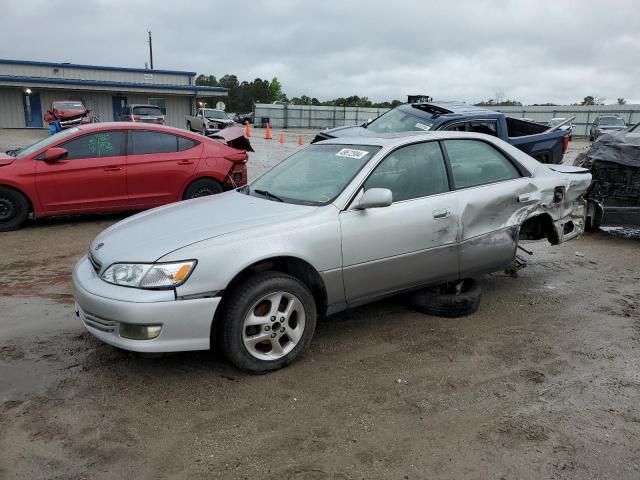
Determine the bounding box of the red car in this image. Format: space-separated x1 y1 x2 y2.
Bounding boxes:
43 100 92 129
0 123 248 231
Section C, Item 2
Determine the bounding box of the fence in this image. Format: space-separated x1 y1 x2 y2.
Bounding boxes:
254 104 389 129
255 102 640 137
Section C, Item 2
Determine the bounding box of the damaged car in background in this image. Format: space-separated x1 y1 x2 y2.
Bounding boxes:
43 100 92 128
575 122 640 228
186 108 236 135
73 131 590 373
313 101 573 164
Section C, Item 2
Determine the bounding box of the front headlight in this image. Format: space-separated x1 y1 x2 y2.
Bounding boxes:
101 260 196 289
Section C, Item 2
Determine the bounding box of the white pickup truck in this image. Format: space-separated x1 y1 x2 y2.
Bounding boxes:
185 108 235 134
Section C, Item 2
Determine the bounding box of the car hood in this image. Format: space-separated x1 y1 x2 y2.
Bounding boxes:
90 190 315 265
0 153 15 167
598 125 627 130
52 108 87 119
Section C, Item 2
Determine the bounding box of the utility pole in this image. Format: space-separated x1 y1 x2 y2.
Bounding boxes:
147 30 154 70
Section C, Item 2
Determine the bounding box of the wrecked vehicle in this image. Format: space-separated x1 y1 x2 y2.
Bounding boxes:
313 101 572 164
576 122 640 228
589 115 627 142
0 123 248 231
186 108 235 134
73 132 590 373
43 100 92 129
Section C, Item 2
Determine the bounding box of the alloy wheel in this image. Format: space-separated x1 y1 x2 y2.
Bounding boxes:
242 291 306 361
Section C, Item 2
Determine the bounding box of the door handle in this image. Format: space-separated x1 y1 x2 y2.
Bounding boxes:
103 166 122 172
432 208 450 219
177 160 194 165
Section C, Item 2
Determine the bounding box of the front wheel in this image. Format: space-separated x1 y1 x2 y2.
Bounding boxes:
0 186 29 232
220 272 317 373
186 121 192 131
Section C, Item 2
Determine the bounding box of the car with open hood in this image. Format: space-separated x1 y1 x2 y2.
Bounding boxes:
72 131 591 373
43 100 92 129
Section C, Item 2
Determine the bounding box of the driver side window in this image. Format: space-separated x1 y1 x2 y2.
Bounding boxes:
364 142 449 203
58 131 125 160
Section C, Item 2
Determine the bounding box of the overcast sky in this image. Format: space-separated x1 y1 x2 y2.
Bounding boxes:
1 0 639 105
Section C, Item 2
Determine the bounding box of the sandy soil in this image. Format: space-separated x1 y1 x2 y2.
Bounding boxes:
0 129 639 479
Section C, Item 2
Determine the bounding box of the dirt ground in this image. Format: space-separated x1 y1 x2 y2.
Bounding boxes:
1 129 639 479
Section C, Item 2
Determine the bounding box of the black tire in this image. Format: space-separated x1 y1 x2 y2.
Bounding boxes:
0 186 29 232
220 272 317 373
183 178 223 199
585 201 603 232
186 121 192 131
409 279 481 318
589 133 594 142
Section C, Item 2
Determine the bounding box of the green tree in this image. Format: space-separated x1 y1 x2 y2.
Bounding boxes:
617 97 627 105
268 77 284 103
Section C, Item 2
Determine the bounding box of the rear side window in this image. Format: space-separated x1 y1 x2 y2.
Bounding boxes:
59 131 125 159
364 141 449 202
129 131 178 154
178 136 199 151
132 106 163 116
469 120 498 137
443 140 520 189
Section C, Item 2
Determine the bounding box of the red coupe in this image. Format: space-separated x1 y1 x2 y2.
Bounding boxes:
0 123 248 231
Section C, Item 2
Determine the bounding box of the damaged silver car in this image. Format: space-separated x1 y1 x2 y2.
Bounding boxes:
73 132 591 372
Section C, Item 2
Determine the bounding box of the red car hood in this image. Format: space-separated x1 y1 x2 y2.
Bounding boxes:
0 153 15 167
53 108 87 119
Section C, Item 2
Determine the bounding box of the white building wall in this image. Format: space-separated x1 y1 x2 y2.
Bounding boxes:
0 89 25 127
0 63 192 86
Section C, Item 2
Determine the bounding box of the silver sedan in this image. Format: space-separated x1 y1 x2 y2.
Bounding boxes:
73 132 591 372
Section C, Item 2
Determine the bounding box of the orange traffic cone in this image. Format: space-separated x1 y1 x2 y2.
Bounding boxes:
245 120 251 138
279 133 285 144
298 135 304 146
265 123 272 140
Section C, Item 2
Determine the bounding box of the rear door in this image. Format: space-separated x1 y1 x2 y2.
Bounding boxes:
340 141 460 303
126 130 202 207
35 130 127 213
441 139 531 276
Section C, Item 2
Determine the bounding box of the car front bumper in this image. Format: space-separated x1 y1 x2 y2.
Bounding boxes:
72 256 220 353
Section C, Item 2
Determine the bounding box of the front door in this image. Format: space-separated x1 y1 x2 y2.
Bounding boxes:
340 141 460 303
23 92 43 128
35 130 128 213
112 95 128 121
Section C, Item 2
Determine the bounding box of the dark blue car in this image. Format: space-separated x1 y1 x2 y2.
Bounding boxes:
313 101 570 164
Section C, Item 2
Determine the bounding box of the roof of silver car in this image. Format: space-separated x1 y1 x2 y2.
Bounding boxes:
315 130 499 148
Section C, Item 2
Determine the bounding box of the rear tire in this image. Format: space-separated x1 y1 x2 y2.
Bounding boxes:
183 178 223 199
220 272 317 373
409 279 481 318
0 186 29 232
187 121 192 131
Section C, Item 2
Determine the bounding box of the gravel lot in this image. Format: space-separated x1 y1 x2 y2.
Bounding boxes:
1 128 639 479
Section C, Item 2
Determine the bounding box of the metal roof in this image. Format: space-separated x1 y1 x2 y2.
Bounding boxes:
0 75 228 94
0 59 197 77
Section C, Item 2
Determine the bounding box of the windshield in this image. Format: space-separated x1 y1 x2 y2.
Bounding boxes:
247 144 381 206
367 108 435 133
629 123 640 133
53 102 84 110
15 128 79 158
204 110 228 119
133 106 163 116
599 117 626 127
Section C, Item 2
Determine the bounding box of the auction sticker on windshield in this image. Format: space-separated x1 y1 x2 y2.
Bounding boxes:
415 123 431 131
336 148 370 159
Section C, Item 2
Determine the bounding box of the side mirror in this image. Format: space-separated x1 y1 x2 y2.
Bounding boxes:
354 188 392 209
44 147 68 161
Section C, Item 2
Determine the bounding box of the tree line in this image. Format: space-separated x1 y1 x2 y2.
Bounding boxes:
195 74 403 112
